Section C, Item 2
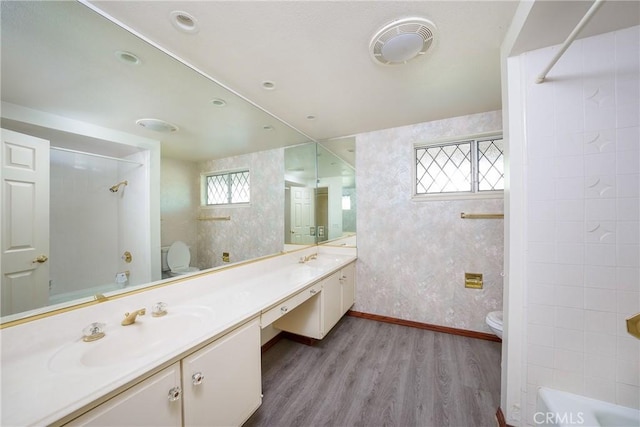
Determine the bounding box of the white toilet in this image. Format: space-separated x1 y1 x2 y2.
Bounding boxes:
485 310 503 339
163 241 200 276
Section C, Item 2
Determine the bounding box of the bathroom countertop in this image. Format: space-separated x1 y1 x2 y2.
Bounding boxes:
0 247 356 427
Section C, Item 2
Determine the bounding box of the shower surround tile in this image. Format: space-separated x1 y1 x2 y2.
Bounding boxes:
519 25 640 421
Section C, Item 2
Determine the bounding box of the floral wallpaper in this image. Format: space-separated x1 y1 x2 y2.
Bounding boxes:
355 110 504 333
196 148 285 268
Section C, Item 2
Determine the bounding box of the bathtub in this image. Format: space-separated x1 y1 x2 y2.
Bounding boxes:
536 387 640 427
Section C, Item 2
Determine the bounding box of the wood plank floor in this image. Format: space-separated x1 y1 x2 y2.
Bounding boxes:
244 315 502 427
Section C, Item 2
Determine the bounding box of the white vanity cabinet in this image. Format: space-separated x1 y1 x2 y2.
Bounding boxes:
64 318 261 427
273 261 356 339
339 261 356 313
322 270 343 334
65 362 182 427
182 317 261 426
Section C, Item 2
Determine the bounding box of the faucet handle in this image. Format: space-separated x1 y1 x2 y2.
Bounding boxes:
152 302 168 317
82 322 106 342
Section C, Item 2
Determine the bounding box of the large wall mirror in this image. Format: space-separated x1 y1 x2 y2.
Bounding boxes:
284 142 356 249
316 143 356 245
1 1 355 325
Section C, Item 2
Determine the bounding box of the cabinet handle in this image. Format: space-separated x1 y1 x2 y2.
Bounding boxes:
310 289 317 294
168 386 182 402
280 306 288 313
192 372 205 386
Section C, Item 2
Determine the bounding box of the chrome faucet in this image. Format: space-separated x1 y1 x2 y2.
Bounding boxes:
121 308 146 326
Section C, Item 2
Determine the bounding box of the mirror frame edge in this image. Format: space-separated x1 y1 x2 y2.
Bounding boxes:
0 244 320 329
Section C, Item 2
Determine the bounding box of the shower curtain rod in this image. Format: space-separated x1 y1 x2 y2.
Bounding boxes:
50 146 143 165
535 0 605 84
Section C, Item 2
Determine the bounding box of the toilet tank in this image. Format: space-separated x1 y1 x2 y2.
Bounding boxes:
161 246 170 272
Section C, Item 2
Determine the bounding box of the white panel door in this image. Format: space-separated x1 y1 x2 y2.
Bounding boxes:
290 186 315 245
1 129 50 316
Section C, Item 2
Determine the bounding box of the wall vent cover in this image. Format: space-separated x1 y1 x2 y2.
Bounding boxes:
370 17 436 65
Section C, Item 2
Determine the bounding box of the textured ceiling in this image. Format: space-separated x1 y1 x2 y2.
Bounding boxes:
90 0 518 142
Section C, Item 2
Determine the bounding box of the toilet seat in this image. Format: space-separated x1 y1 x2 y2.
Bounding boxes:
167 241 199 275
486 311 503 329
485 310 503 339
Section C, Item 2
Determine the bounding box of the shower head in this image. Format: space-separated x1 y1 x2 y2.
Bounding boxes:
109 180 128 193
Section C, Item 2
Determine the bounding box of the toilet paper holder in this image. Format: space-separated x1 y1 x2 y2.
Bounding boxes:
627 313 640 340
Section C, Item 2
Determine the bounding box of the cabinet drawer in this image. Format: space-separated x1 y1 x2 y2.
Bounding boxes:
261 284 321 327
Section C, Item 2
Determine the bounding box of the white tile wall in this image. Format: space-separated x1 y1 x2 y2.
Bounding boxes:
522 26 640 425
50 150 150 297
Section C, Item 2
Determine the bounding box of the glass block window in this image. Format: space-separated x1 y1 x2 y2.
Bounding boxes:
415 135 504 197
205 170 250 205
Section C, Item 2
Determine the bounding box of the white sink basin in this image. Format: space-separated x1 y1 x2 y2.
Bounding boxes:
48 306 214 372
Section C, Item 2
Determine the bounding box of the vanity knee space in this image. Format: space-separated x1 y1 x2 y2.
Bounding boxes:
272 261 356 339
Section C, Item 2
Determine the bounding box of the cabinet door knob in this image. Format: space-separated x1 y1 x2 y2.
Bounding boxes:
192 372 205 386
310 289 317 294
280 306 288 313
168 386 182 402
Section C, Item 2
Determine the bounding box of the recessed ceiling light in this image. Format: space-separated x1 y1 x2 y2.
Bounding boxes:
114 50 141 65
210 98 226 107
136 118 179 133
370 17 436 65
262 81 276 90
170 10 199 34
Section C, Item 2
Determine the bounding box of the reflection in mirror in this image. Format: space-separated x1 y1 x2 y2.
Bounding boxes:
0 1 313 323
284 143 317 248
317 142 356 246
283 141 357 250
48 148 153 305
